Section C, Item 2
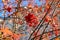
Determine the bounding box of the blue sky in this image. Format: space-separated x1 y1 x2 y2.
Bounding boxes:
0 0 45 17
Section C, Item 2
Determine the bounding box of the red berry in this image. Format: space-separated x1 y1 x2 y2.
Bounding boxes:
25 13 39 27
54 30 58 36
6 7 12 12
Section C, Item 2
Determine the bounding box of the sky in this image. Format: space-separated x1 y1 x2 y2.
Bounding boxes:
0 0 46 18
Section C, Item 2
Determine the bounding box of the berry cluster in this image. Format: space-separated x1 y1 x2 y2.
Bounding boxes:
25 13 39 27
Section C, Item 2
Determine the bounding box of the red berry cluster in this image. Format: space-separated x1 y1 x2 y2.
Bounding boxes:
6 7 12 12
25 13 39 27
45 16 51 22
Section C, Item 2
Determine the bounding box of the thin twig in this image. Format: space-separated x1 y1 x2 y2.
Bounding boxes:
31 29 60 39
